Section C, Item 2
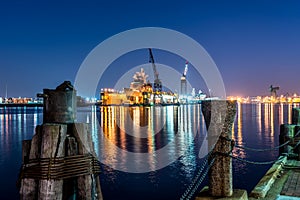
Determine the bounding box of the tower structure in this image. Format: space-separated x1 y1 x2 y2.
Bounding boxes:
180 61 188 96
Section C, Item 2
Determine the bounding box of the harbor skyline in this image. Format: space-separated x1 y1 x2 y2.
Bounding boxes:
1 1 300 97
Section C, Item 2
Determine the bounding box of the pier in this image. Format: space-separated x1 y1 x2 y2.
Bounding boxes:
192 105 300 200
248 108 300 199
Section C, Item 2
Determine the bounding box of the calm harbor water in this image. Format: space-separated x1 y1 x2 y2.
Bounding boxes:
0 103 298 200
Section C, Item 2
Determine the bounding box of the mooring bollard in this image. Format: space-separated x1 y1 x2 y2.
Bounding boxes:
279 108 300 160
19 81 103 200
201 100 237 197
292 108 300 125
38 81 76 124
279 124 299 155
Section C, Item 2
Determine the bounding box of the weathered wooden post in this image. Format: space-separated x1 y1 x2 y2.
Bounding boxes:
19 81 103 200
201 100 237 197
292 108 300 125
279 108 300 160
279 124 299 155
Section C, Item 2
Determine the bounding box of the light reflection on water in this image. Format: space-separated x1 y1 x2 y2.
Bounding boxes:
0 103 299 200
0 107 43 200
80 105 203 199
231 103 299 190
93 106 201 173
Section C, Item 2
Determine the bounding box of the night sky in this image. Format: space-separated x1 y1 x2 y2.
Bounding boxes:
0 0 300 98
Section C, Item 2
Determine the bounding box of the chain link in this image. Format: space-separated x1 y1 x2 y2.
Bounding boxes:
234 140 290 152
234 129 300 152
186 158 215 200
179 128 300 199
229 154 284 165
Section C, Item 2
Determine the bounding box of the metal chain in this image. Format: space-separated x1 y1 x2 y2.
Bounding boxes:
295 129 300 137
234 129 300 152
229 154 284 165
186 157 216 200
180 153 209 200
180 149 215 200
179 128 300 199
234 141 290 152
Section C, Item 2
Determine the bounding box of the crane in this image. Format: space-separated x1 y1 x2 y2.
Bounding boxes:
183 61 188 77
148 49 162 99
269 85 279 97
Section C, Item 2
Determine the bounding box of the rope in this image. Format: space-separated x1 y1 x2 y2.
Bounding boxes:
19 154 100 180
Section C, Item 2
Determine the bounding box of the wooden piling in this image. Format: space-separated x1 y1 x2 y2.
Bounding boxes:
19 81 103 200
20 126 42 200
63 136 78 200
279 108 300 160
72 123 103 199
279 124 297 155
73 123 93 199
201 100 237 197
292 108 300 125
38 124 67 199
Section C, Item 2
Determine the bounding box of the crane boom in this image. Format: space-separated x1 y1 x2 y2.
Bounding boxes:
149 48 159 80
148 48 162 95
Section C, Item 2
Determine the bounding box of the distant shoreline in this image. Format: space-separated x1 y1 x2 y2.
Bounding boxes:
0 103 43 107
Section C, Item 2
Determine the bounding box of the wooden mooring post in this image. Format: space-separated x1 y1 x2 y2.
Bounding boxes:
201 100 237 197
279 108 300 160
19 81 103 200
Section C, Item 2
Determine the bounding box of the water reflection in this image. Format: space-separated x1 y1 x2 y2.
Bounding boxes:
237 102 243 145
288 104 292 124
232 102 246 158
264 103 270 134
90 105 202 174
279 103 284 125
257 103 262 134
270 103 274 145
0 103 296 200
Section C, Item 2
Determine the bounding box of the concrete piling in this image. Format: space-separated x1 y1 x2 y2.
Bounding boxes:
201 100 237 197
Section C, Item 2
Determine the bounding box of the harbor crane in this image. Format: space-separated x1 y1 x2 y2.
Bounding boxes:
269 85 279 97
148 49 162 99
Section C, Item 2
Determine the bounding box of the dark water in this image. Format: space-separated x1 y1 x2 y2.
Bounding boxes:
0 103 298 200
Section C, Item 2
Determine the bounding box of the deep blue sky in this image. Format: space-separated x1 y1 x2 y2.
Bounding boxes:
0 0 300 97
